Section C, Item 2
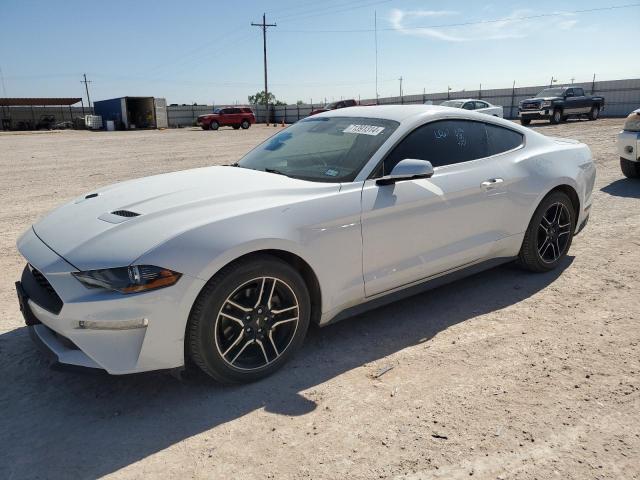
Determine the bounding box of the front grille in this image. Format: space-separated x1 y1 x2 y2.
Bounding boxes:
21 264 63 314
111 210 140 217
32 268 56 295
522 102 541 110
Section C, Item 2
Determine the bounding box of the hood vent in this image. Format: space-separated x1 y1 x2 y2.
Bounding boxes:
111 210 140 218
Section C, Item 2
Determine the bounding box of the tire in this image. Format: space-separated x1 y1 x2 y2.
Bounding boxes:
517 191 575 273
187 255 311 383
589 105 600 121
520 118 531 126
550 109 562 124
241 119 251 129
210 121 219 131
620 158 640 178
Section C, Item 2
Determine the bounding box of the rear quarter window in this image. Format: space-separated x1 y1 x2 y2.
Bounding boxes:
485 124 524 156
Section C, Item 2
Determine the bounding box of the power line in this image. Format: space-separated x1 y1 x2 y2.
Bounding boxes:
276 3 640 33
251 13 277 124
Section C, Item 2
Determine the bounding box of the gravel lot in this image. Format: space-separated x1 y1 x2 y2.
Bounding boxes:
0 120 638 480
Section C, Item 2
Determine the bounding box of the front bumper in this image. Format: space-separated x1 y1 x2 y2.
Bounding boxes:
16 227 206 374
617 130 640 162
518 109 551 119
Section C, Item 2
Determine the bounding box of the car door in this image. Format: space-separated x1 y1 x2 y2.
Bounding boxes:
572 87 588 113
361 119 514 297
563 88 580 114
474 101 490 114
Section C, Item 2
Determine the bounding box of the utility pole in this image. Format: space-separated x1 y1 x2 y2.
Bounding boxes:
399 76 403 98
374 10 379 104
252 13 276 125
0 65 7 97
81 73 93 109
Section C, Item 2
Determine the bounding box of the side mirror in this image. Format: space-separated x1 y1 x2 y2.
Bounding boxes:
376 159 434 186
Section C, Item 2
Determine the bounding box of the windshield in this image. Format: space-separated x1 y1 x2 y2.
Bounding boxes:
237 116 399 182
213 108 221 113
325 101 339 109
440 100 464 108
536 88 565 98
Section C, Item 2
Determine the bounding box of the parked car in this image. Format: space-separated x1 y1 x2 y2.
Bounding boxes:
440 99 503 117
309 99 358 116
518 86 605 125
16 105 595 383
618 108 640 178
197 107 255 130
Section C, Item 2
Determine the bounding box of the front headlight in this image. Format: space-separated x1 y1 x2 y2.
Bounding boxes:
72 265 182 293
623 112 640 132
541 101 552 108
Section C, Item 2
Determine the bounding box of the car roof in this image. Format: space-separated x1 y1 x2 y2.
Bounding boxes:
317 104 497 122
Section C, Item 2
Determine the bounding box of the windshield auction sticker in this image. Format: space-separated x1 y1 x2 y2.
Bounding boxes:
343 124 385 136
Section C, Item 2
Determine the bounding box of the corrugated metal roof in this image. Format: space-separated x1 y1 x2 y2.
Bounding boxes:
0 98 82 106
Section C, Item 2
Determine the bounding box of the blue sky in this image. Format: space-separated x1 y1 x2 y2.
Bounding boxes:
1 0 638 105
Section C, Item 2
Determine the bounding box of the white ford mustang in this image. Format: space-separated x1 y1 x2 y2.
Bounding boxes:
16 105 596 383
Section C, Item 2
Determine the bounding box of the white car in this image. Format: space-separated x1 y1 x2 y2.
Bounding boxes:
439 99 504 118
16 105 595 383
618 108 640 178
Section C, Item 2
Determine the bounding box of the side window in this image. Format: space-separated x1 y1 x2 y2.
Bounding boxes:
485 124 524 156
383 120 488 174
574 88 584 97
475 101 489 109
565 89 574 97
462 102 474 110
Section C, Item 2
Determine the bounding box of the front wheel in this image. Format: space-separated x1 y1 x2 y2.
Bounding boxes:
518 191 575 272
550 109 562 124
210 121 219 131
621 158 640 178
589 105 600 121
187 255 311 383
520 118 531 126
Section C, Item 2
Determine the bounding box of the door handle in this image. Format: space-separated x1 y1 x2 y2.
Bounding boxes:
481 178 504 189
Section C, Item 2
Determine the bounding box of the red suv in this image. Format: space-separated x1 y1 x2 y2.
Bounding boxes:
198 107 255 130
309 99 358 116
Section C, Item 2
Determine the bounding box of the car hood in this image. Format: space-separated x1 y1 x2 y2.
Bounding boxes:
523 97 562 102
31 166 339 271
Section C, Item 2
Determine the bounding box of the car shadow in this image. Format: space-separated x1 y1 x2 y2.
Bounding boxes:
0 257 572 479
601 178 640 198
524 118 592 129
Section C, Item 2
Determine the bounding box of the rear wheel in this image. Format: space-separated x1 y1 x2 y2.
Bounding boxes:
621 158 640 178
520 118 531 126
187 255 311 383
550 108 562 124
210 121 219 131
518 191 575 272
589 105 600 121
241 119 251 129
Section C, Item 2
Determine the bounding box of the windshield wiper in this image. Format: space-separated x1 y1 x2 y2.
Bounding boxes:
264 168 290 177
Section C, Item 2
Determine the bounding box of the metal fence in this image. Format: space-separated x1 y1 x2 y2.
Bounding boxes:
4 78 638 130
251 77 640 124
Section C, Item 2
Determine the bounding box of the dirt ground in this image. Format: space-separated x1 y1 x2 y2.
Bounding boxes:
0 120 638 480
